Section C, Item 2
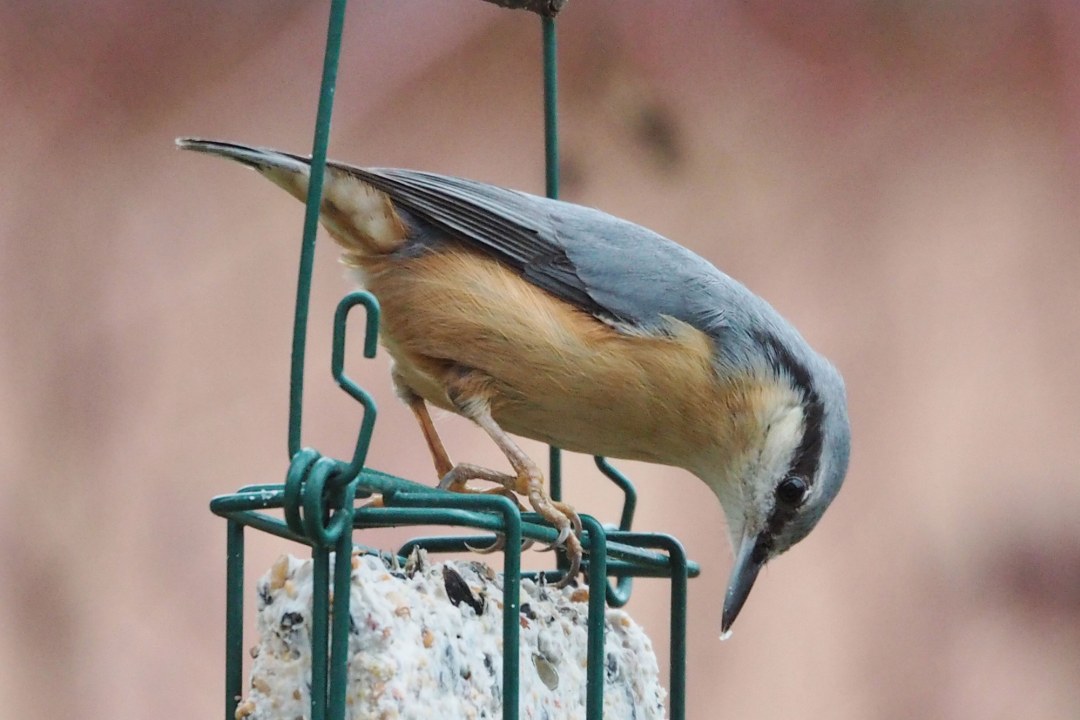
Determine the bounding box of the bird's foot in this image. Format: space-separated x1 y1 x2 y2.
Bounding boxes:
439 463 534 553
437 463 583 586
516 471 583 588
438 463 528 510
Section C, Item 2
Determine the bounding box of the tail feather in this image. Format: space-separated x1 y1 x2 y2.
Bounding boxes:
176 137 408 260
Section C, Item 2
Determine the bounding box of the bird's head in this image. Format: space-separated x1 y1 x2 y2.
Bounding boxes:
701 332 850 635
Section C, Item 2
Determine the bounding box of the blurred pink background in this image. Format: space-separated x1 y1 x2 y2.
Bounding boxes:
3 1 1079 718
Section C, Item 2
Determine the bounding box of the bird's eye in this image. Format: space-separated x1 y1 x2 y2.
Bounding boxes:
776 476 808 506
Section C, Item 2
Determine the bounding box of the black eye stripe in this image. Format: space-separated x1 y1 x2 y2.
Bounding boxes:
753 331 826 541
753 330 825 486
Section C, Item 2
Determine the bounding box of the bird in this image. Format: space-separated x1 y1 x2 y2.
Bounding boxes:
178 138 851 633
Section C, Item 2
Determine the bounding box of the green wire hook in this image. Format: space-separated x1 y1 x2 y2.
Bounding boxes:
331 290 380 480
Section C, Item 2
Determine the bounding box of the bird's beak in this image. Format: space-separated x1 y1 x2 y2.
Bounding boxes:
721 532 764 633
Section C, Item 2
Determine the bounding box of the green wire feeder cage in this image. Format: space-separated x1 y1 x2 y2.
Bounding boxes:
207 2 699 719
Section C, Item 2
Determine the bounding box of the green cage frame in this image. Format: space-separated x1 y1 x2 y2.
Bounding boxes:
208 3 699 719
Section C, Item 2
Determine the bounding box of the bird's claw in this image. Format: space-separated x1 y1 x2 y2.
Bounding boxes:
464 536 504 554
534 523 572 552
528 503 584 588
464 535 535 554
554 533 583 589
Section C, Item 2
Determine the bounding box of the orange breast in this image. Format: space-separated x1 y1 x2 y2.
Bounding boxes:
358 246 750 468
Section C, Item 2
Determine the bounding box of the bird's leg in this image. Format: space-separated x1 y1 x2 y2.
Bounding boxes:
401 389 454 479
393 370 526 509
401 391 529 551
468 408 583 585
443 369 584 587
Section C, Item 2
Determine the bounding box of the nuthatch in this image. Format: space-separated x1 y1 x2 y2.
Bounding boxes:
179 138 850 633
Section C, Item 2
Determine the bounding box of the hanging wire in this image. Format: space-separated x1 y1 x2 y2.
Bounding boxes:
288 0 349 459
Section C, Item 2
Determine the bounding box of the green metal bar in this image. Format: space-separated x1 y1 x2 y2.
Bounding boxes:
595 456 636 531
541 10 572 590
542 16 559 201
581 516 607 719
215 504 699 582
213 490 703 576
224 521 245 720
236 483 289 494
605 573 633 607
501 506 522 720
288 0 349 457
212 489 287 512
216 504 703 579
397 532 697 577
310 548 331 720
596 458 637 607
215 509 311 546
284 448 320 535
667 540 689 720
359 467 444 495
393 524 695 574
547 446 562 503
327 528 355 719
302 457 334 543
213 489 702 568
214 501 398 562
609 533 689 720
541 15 563 516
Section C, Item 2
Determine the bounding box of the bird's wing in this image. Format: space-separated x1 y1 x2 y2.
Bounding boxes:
337 164 739 336
177 139 766 342
352 167 605 317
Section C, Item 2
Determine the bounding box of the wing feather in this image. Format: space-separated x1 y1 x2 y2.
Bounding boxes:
274 153 757 342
